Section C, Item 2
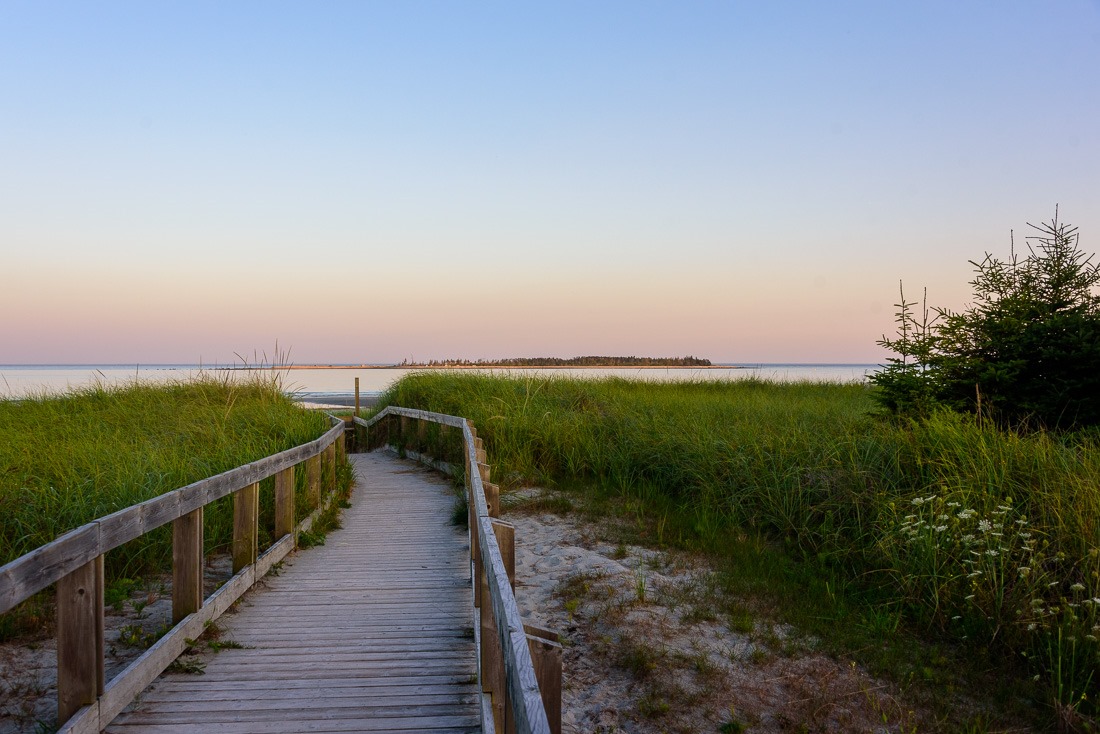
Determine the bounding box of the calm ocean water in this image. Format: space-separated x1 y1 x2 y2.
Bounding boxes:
0 364 882 403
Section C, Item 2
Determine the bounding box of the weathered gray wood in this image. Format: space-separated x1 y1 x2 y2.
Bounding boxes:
172 508 203 624
57 556 104 725
56 701 100 734
478 516 551 734
479 556 505 730
307 454 321 508
484 481 500 519
400 415 411 450
255 534 295 579
0 522 100 615
325 443 337 493
99 493 179 556
274 465 295 539
525 632 562 734
96 565 256 728
492 520 515 592
105 452 478 733
1 423 344 615
232 483 259 573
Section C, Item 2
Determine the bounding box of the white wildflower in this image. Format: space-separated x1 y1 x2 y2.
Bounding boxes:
978 520 992 533
1071 583 1086 592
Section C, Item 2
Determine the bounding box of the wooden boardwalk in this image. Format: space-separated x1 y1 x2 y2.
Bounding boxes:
105 451 480 734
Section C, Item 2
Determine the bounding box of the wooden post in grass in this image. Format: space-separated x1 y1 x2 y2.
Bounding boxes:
325 443 336 493
172 508 204 623
232 482 259 573
274 466 295 540
354 377 360 418
400 416 410 452
57 555 104 725
417 418 427 456
336 430 346 467
307 455 321 509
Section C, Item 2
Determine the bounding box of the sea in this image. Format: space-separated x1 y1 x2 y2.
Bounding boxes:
0 364 883 406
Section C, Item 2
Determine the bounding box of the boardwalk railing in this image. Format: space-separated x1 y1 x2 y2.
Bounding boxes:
356 406 561 734
0 418 347 734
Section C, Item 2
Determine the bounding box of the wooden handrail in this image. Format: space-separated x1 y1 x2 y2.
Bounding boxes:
0 420 345 615
0 417 347 733
356 406 556 734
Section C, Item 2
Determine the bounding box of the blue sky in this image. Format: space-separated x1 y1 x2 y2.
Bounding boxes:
2 1 1098 363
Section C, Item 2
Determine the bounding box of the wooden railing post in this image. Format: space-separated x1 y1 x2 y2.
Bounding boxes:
307 454 321 508
232 482 259 573
274 465 295 540
417 418 427 456
399 415 410 452
172 508 203 624
325 442 337 493
492 519 515 591
480 553 505 732
483 479 499 519
524 626 563 734
57 555 104 725
336 430 346 466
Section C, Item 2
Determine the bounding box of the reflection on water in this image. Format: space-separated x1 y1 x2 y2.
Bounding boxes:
0 364 882 401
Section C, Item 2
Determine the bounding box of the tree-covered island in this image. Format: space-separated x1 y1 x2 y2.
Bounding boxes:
401 355 715 367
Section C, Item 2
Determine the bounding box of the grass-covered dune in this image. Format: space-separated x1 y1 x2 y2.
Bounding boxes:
0 378 336 580
380 372 1100 722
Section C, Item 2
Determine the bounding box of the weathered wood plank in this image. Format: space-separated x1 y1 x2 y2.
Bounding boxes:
105 452 478 732
57 556 104 725
274 465 295 539
0 522 100 615
171 507 203 624
1 423 343 615
232 482 259 573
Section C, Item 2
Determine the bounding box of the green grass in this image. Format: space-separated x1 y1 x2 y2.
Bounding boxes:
1 376 348 639
378 371 1100 727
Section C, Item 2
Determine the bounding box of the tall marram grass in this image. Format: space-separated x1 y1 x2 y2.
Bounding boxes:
381 372 1100 722
0 377 333 578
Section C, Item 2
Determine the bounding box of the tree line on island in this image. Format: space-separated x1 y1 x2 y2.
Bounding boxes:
400 355 713 367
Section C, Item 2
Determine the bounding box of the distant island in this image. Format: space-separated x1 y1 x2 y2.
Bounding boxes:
399 356 715 368
226 356 725 370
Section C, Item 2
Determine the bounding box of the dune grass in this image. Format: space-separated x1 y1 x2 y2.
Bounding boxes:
0 376 346 638
380 371 1100 726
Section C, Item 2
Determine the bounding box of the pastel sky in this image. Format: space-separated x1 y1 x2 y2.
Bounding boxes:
2 2 1098 364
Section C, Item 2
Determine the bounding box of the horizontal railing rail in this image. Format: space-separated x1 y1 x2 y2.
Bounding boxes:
356 405 559 734
0 418 347 733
